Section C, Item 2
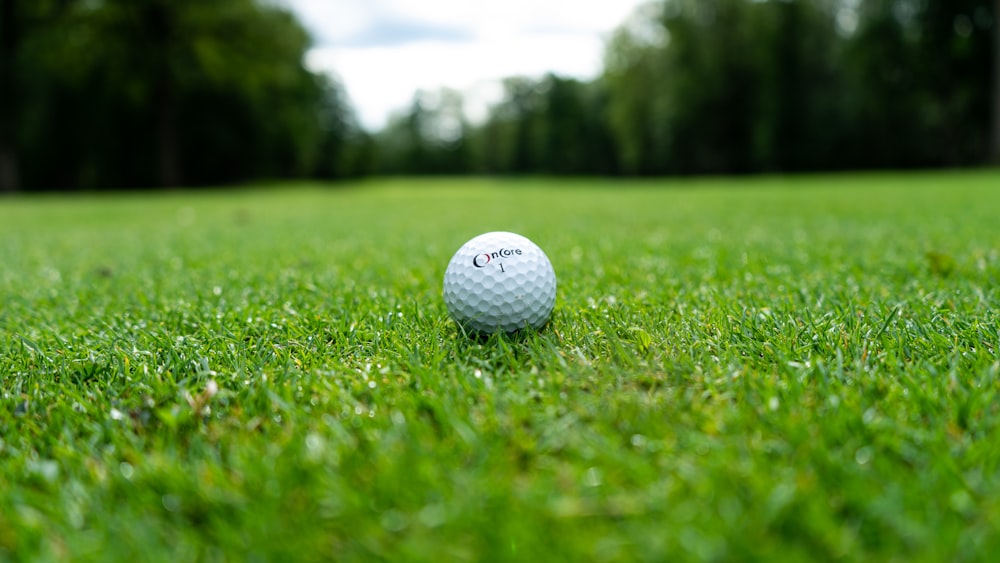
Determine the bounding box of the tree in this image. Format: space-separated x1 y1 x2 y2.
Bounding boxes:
602 2 671 175
993 0 1000 162
374 89 469 175
461 74 618 175
842 0 994 168
66 0 323 187
599 0 992 175
0 0 19 193
0 0 74 192
603 0 844 175
541 75 615 174
494 77 546 173
313 75 367 179
10 0 351 190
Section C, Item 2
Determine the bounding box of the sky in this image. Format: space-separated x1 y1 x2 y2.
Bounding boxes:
282 0 650 130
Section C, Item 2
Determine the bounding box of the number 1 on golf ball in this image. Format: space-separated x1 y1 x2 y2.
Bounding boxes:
443 231 556 334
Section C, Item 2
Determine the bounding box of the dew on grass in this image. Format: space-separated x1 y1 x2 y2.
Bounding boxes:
305 433 323 454
119 462 134 480
417 503 447 528
950 490 974 515
584 467 603 487
29 460 59 483
66 502 85 529
162 494 181 513
854 446 874 466
718 496 744 526
109 408 125 421
594 537 624 562
380 509 409 532
862 408 878 425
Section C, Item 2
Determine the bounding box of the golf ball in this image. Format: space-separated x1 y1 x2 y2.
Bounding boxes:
443 231 556 334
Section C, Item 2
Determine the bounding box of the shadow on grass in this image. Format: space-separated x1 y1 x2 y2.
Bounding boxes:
444 319 561 372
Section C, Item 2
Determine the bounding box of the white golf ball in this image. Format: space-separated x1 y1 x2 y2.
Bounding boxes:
443 231 557 334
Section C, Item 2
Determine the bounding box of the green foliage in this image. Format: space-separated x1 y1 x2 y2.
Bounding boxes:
378 75 619 176
368 0 997 177
603 3 673 175
9 0 360 190
1 171 1000 560
375 89 470 175
842 0 995 167
601 0 994 175
4 0 998 186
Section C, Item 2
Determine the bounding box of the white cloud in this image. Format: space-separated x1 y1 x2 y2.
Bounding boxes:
283 0 650 129
306 33 605 128
283 0 371 44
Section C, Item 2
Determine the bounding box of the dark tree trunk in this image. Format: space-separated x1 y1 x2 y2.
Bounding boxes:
147 1 181 187
993 0 1000 163
156 74 180 187
0 0 20 193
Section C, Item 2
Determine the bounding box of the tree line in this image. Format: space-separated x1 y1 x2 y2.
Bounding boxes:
1 0 363 192
2 0 998 192
376 0 999 176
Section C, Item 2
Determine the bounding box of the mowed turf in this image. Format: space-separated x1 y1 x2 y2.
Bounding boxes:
1 172 999 561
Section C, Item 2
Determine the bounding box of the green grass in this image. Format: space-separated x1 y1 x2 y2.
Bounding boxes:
1 171 999 561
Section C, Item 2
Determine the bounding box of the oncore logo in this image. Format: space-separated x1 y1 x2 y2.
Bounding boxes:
472 247 523 268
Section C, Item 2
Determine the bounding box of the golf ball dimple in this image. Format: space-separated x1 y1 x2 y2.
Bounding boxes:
443 231 557 334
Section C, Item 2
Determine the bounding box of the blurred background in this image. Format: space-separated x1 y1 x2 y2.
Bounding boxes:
0 0 997 192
